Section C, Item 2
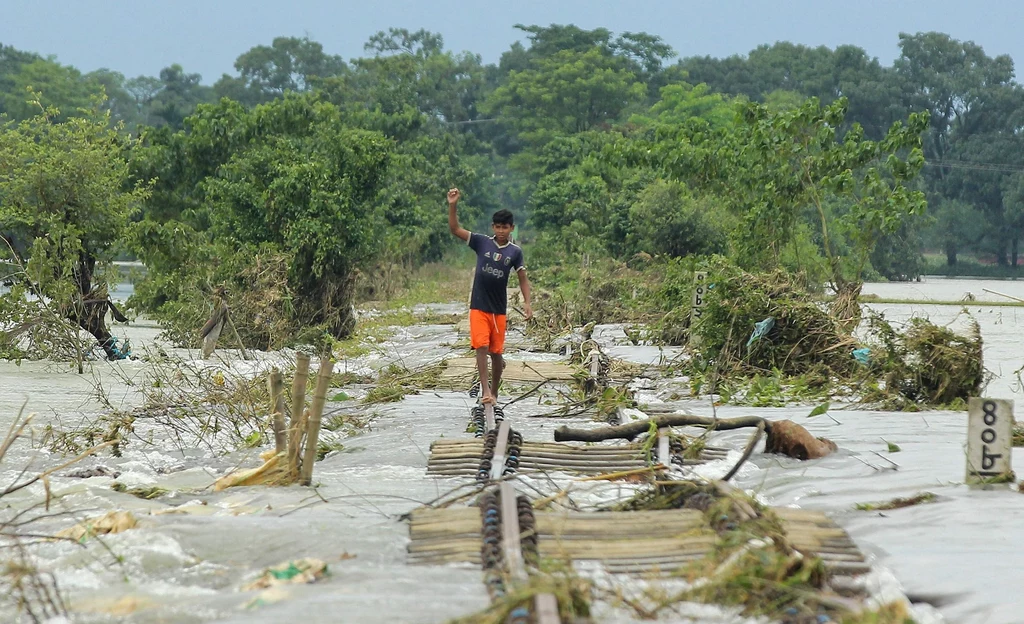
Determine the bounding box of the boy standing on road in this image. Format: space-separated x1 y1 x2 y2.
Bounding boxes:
447 188 533 405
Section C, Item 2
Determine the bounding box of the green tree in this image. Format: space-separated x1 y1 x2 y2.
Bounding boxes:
483 47 646 151
0 44 41 117
627 180 730 258
364 28 445 58
2 57 100 121
628 97 929 296
218 36 346 105
894 31 1015 164
148 64 213 129
86 68 144 128
0 101 149 362
680 42 903 138
1000 171 1024 267
629 82 735 129
131 94 391 346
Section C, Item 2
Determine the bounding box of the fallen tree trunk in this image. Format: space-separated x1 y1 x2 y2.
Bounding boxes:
553 414 837 461
554 415 764 442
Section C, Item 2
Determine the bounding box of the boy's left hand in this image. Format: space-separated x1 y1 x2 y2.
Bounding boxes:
523 303 533 320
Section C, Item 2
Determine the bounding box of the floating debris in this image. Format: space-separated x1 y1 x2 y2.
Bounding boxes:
854 492 937 511
55 511 138 542
111 483 168 499
64 466 121 479
242 558 329 591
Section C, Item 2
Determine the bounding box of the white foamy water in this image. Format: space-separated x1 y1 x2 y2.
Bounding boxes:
2 279 1022 622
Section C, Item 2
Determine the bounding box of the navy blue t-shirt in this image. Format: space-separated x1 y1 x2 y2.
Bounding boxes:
468 233 525 315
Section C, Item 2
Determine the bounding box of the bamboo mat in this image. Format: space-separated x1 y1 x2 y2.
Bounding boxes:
441 357 579 382
774 507 871 577
408 506 872 579
407 507 715 570
426 439 731 477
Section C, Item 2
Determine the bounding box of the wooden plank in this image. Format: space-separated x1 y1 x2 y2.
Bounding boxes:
535 594 562 624
542 509 706 524
539 536 716 557
500 482 528 582
490 419 511 480
484 403 496 432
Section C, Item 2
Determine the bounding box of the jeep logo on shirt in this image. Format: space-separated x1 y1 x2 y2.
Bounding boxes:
483 265 505 278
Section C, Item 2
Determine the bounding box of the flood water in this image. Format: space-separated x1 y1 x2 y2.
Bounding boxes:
2 277 1022 623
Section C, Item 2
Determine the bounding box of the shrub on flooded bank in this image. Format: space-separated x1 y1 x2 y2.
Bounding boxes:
0 102 149 368
128 96 392 352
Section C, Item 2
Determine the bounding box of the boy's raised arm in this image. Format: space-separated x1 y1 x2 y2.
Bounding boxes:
447 188 470 242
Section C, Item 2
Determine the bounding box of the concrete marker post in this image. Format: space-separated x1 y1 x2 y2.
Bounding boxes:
657 427 671 467
966 397 1014 486
690 271 708 347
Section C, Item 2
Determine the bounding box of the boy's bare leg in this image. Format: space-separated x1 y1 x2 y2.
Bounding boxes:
476 346 494 404
490 353 504 403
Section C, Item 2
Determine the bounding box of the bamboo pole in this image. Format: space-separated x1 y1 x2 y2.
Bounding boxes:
267 368 287 455
290 353 311 422
982 288 1024 304
288 353 311 474
299 358 334 486
288 411 309 478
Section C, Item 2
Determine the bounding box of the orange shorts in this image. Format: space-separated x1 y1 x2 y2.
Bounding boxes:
469 309 507 354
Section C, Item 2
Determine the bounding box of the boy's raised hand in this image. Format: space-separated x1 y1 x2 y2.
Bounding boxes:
447 187 470 241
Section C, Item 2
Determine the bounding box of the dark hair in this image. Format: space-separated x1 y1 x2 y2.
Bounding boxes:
492 209 514 226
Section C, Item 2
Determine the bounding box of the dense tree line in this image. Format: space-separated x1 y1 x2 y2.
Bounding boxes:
0 25 1018 355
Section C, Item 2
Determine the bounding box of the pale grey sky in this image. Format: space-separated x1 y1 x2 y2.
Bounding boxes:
2 0 1022 82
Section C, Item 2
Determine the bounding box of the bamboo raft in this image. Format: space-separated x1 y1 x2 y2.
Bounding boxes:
774 507 871 577
407 507 716 573
408 506 873 578
426 439 731 477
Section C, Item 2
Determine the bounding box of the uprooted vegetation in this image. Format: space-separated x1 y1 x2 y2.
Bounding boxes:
2 409 114 622
42 351 356 459
449 565 592 624
450 479 914 624
854 492 937 511
861 314 984 409
603 481 914 623
39 354 280 457
530 255 985 410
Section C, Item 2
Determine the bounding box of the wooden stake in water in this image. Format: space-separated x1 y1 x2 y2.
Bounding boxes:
288 353 311 472
267 368 287 455
290 353 311 422
300 358 334 486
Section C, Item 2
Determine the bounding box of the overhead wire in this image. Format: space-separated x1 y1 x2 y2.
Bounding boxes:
924 159 1024 173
